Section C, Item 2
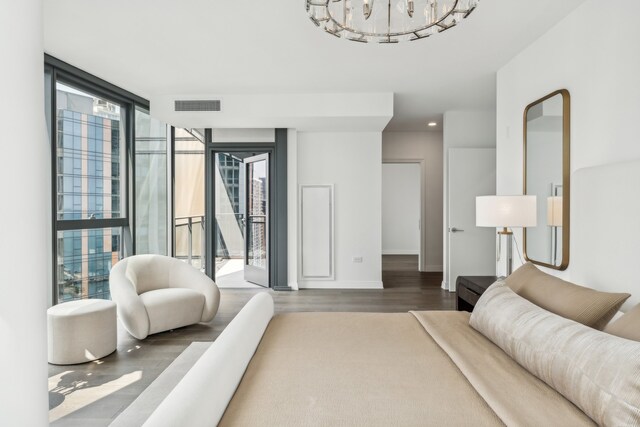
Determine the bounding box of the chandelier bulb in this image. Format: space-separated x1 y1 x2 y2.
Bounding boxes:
363 0 373 19
407 0 414 18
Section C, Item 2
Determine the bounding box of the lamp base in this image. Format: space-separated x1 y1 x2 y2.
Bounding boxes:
497 227 514 276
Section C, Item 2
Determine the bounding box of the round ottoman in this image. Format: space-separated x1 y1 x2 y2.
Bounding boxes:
47 299 117 365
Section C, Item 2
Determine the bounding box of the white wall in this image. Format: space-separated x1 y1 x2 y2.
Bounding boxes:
442 111 497 289
382 131 443 271
297 131 383 289
496 0 640 281
0 0 49 425
382 163 420 256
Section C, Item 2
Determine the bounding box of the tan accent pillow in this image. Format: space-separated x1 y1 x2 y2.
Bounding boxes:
470 282 640 427
505 262 630 329
605 303 640 341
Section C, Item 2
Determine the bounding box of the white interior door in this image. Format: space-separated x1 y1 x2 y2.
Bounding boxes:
447 148 496 290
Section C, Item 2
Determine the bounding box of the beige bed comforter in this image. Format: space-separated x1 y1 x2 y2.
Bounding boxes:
219 311 594 427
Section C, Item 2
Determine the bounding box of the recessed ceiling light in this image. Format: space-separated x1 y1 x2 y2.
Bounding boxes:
428 122 437 127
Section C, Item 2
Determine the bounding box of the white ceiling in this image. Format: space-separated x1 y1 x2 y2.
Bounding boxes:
43 0 585 131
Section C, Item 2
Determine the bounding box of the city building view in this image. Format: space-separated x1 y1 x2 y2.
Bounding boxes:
55 84 124 301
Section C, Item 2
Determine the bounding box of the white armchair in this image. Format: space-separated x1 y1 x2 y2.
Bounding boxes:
109 255 220 340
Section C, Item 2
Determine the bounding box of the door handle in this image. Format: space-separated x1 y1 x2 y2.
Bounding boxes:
449 227 464 233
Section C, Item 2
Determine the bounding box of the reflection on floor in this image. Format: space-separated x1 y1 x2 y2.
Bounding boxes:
49 259 449 426
382 255 443 289
215 258 261 288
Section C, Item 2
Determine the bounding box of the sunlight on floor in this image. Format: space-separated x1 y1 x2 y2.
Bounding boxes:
216 259 261 288
48 369 142 422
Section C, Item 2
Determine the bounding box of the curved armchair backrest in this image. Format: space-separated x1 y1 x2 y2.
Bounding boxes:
110 255 220 339
122 255 173 294
109 258 151 339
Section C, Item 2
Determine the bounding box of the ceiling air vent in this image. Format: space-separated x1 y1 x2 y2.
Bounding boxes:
174 100 221 112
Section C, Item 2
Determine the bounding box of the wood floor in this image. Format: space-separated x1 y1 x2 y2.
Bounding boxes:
49 255 452 426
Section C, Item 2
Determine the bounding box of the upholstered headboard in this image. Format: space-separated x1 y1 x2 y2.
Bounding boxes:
572 159 640 310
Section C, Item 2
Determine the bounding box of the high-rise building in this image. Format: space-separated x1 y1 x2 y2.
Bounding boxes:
248 174 267 268
214 153 245 260
55 87 122 301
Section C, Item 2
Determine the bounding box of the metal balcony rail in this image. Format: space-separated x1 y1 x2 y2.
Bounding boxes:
175 215 205 269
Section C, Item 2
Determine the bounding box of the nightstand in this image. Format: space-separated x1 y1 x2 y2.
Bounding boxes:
456 276 498 312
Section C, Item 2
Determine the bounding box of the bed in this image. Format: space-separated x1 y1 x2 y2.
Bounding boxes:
219 309 593 427
140 275 639 427
137 160 640 427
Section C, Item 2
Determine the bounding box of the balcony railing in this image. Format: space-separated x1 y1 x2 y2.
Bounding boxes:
175 215 205 270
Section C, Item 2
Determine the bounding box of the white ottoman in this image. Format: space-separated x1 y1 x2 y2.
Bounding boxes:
47 299 117 365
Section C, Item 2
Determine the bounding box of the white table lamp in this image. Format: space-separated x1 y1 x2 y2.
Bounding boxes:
547 196 563 227
547 196 563 265
476 195 537 276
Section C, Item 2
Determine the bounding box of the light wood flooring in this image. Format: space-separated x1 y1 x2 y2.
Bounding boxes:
49 255 452 426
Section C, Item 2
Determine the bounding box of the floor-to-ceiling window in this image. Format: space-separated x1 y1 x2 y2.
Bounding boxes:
54 82 126 301
173 128 205 269
135 107 169 255
46 55 156 303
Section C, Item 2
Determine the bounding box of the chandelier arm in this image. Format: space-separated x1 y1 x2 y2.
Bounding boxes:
387 0 391 37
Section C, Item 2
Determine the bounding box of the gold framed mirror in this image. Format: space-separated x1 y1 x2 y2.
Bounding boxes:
523 89 570 270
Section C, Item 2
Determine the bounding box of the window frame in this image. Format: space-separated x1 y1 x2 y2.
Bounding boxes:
46 55 149 303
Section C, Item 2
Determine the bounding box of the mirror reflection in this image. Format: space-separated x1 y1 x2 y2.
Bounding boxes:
524 90 569 270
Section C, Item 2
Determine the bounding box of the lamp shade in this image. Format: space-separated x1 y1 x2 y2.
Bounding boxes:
476 195 537 228
547 196 563 227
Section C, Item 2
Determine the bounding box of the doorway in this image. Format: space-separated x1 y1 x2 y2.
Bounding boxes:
382 162 421 273
205 130 289 291
213 152 269 288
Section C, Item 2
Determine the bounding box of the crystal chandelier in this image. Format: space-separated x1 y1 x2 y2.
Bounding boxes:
306 0 479 43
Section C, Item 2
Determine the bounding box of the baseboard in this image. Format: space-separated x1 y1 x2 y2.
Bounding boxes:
298 280 384 289
382 250 420 255
423 265 443 272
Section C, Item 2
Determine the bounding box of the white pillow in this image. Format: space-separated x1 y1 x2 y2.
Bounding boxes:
470 281 640 427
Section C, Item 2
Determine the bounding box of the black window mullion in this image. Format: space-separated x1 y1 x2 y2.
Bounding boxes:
56 218 128 231
127 101 136 255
